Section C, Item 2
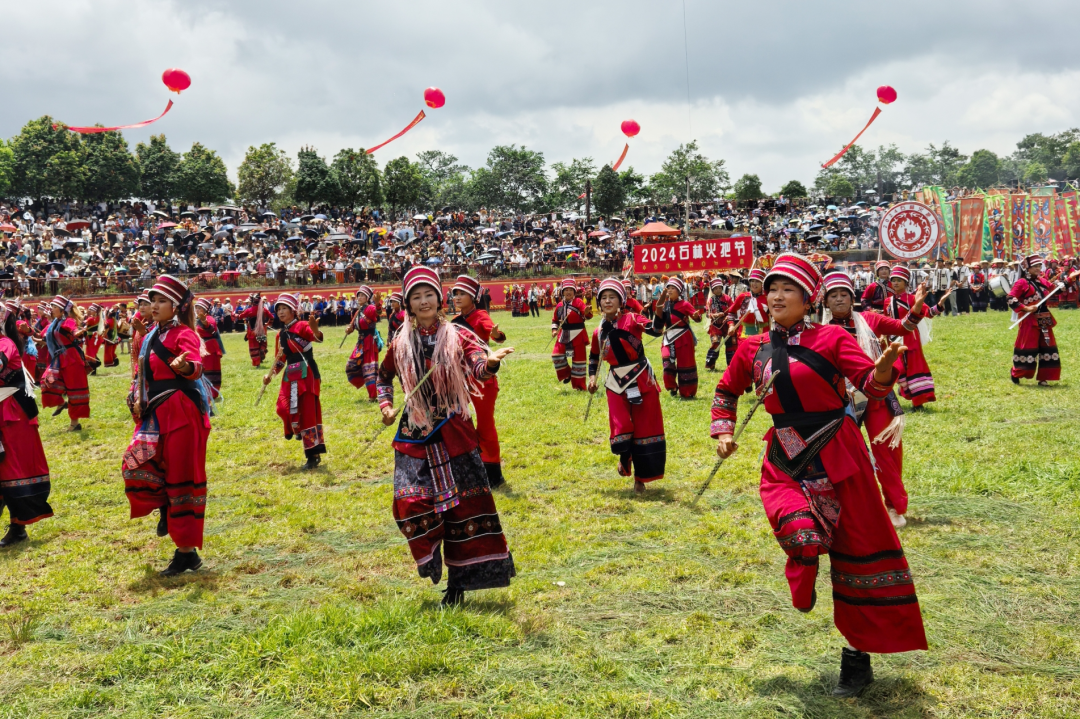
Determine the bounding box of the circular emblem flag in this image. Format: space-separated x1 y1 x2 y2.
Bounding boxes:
879 201 940 259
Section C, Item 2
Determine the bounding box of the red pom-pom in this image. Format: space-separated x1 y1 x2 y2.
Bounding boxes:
621 119 640 138
424 87 446 109
876 85 897 105
162 68 191 94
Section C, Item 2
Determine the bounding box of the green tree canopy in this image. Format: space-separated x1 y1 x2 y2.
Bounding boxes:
383 156 425 213
902 141 967 188
618 167 647 207
81 131 140 203
955 149 1001 189
825 175 855 198
237 142 293 207
294 146 335 209
1022 161 1048 185
779 179 808 198
0 140 13 198
415 150 469 209
9 116 86 203
545 157 596 212
331 149 383 210
175 142 232 206
733 173 764 201
1061 141 1080 180
135 134 180 203
482 144 548 213
647 141 729 204
592 164 626 217
1013 129 1080 180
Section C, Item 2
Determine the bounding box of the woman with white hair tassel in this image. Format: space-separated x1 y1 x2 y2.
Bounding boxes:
377 267 516 606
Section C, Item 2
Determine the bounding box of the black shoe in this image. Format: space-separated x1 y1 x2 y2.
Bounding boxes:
303 456 319 470
441 587 465 606
52 402 68 417
156 507 169 537
1011 374 1020 385
160 549 202 577
833 647 874 697
485 462 505 489
669 389 679 397
798 588 817 614
0 524 28 547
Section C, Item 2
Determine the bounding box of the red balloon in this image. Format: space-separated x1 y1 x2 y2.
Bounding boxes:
162 68 191 94
621 119 640 138
424 87 446 109
876 85 897 105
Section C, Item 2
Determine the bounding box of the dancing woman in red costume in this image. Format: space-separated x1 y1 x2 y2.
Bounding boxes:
195 298 225 398
651 277 703 398
588 278 665 493
377 267 516 606
711 253 926 697
1007 253 1073 385
0 299 52 547
122 276 212 576
237 292 269 367
263 293 326 470
551 278 592 391
344 286 381 400
40 296 91 431
451 275 507 488
704 278 736 371
883 265 950 410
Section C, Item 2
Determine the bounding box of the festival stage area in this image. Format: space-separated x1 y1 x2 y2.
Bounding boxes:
5 311 1079 717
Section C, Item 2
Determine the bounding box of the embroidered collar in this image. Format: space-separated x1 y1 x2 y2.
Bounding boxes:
828 314 854 327
417 321 439 336
285 319 298 330
770 320 810 341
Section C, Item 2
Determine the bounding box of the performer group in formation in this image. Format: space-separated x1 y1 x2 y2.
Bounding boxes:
4 251 1075 695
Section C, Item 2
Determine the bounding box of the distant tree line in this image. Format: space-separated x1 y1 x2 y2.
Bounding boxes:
2 114 1077 215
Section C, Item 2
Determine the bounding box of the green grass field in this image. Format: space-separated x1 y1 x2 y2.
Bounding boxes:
2 308 1079 718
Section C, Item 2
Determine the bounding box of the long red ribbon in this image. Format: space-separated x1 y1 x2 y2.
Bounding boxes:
61 100 175 134
821 106 882 168
366 110 426 154
611 143 629 171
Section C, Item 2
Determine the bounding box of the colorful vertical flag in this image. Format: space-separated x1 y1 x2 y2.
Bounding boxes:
957 197 985 263
1028 188 1056 257
1007 194 1029 258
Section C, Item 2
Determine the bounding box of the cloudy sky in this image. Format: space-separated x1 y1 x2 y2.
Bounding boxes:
4 0 1079 191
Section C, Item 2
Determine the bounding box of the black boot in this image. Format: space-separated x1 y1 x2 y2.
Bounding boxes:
441 587 465 606
485 462 505 489
52 402 68 417
303 454 321 470
1011 374 1020 385
160 549 202 577
0 523 28 547
156 507 169 537
833 647 874 697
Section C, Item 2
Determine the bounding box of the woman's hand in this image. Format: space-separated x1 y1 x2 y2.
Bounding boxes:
551 328 558 338
381 406 397 426
912 282 929 313
488 346 514 369
874 337 906 384
169 351 191 376
716 434 738 458
344 324 353 335
587 375 598 393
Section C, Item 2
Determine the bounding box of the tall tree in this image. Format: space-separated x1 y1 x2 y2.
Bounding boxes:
332 149 383 210
955 149 1001 189
383 156 425 214
81 130 141 203
779 179 808 198
175 142 232 206
903 142 967 188
592 164 626 217
237 142 293 207
1062 141 1080 181
484 144 548 213
294 146 335 209
545 157 596 212
415 150 469 208
646 141 730 204
618 167 647 207
1014 129 1080 180
0 140 13 198
9 116 86 204
464 166 500 211
136 134 180 203
733 173 764 201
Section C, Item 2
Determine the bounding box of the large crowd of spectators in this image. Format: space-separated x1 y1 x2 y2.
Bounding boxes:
0 194 888 298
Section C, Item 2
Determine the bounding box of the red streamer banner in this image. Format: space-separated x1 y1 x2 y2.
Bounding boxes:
366 110 426 154
821 107 882 168
956 197 985 263
60 100 174 134
611 143 629 171
1054 195 1074 257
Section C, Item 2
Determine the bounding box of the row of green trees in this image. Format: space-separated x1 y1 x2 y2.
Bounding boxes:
237 140 733 216
4 114 1078 214
0 117 232 208
806 129 1080 200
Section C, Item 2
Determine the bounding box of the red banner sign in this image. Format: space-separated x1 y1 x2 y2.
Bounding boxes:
634 238 754 274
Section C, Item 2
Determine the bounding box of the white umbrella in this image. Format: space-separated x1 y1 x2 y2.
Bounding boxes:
412 213 427 220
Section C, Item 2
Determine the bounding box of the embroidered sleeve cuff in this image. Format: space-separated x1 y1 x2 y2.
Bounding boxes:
378 400 392 410
862 369 896 400
710 419 736 437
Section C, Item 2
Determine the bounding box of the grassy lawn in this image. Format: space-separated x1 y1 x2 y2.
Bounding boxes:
2 308 1079 718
